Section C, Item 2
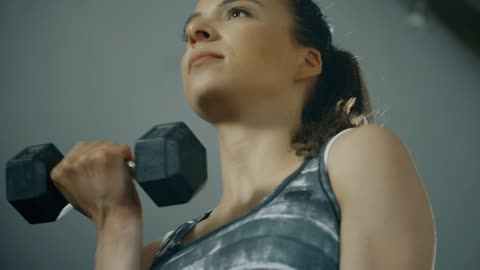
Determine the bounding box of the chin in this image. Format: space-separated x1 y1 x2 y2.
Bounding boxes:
186 84 239 124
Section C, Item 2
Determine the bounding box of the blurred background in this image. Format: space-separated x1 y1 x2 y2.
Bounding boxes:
1 0 479 269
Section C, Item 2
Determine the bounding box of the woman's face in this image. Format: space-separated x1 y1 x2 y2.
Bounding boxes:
180 0 304 122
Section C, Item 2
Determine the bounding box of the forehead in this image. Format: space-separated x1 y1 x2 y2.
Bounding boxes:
194 0 274 11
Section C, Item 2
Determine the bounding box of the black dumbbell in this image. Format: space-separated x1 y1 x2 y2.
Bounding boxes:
6 122 208 224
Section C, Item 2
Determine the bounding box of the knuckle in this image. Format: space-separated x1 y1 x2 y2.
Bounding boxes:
76 155 90 166
92 150 109 163
120 144 132 155
74 141 87 148
50 162 72 182
50 167 60 181
61 161 75 173
119 143 129 151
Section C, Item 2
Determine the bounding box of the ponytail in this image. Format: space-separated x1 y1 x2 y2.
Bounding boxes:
287 0 377 158
325 46 372 126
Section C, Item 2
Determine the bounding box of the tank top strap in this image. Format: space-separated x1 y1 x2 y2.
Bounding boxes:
151 209 213 268
316 128 355 225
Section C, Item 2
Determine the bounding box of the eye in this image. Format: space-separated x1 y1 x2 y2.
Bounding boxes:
226 7 250 19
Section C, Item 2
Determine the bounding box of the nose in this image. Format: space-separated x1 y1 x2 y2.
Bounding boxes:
185 19 217 45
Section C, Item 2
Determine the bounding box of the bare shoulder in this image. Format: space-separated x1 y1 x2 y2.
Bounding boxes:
325 124 408 204
326 124 436 269
141 230 174 270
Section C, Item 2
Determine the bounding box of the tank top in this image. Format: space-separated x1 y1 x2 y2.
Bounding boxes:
150 128 354 270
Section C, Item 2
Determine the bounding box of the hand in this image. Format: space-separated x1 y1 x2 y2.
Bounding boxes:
50 140 142 229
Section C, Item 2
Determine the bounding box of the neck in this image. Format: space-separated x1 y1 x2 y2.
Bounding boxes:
212 121 306 220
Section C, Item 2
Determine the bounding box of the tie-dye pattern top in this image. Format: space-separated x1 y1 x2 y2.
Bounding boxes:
150 128 354 270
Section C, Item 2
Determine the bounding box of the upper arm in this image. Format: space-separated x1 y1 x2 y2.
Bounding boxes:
141 230 174 270
327 125 436 270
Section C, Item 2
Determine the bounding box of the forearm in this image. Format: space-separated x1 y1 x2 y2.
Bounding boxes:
95 210 143 270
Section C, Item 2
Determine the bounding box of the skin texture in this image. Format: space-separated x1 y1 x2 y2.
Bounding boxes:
50 0 435 269
50 141 143 270
328 125 436 269
50 141 140 227
176 0 437 269
180 0 322 224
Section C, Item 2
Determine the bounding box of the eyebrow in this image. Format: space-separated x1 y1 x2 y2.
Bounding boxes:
182 0 264 33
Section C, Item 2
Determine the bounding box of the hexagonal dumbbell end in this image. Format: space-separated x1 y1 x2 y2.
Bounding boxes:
6 144 68 224
134 122 208 207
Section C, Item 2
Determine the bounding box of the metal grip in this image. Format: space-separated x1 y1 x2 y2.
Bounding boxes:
126 160 136 177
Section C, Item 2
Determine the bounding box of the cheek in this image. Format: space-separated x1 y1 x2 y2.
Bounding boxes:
180 55 188 75
180 57 190 85
239 26 293 75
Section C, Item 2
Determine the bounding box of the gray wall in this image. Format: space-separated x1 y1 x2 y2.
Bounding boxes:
1 0 478 269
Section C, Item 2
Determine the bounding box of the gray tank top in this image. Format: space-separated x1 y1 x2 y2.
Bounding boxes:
150 128 353 270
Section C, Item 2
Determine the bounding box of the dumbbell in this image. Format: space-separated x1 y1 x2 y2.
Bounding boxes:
6 122 208 224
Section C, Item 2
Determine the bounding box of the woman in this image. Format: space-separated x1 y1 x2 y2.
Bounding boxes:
50 0 437 269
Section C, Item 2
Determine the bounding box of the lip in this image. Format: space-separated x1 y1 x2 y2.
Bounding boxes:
189 51 224 69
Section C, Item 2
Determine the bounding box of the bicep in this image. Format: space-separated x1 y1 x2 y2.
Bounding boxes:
339 200 436 270
327 125 436 270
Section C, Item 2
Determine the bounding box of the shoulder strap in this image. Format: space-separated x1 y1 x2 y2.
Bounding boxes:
323 128 356 172
317 128 355 225
150 210 212 269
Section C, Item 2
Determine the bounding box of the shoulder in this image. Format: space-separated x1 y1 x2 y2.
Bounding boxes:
326 125 436 268
325 124 411 205
325 124 426 207
327 123 402 155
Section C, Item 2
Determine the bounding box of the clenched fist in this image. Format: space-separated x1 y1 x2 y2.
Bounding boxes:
50 140 141 229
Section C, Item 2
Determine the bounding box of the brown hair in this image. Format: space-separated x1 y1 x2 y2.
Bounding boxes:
285 0 380 158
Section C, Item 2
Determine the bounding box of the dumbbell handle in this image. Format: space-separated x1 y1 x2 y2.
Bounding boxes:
56 160 136 221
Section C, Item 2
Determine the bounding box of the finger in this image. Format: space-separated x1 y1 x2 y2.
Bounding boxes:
63 140 94 162
69 140 111 166
74 140 107 158
52 140 101 179
69 141 88 157
50 141 86 180
94 141 133 161
114 143 134 162
88 142 133 169
100 143 134 177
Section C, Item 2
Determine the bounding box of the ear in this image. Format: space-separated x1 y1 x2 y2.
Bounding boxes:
293 48 323 82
